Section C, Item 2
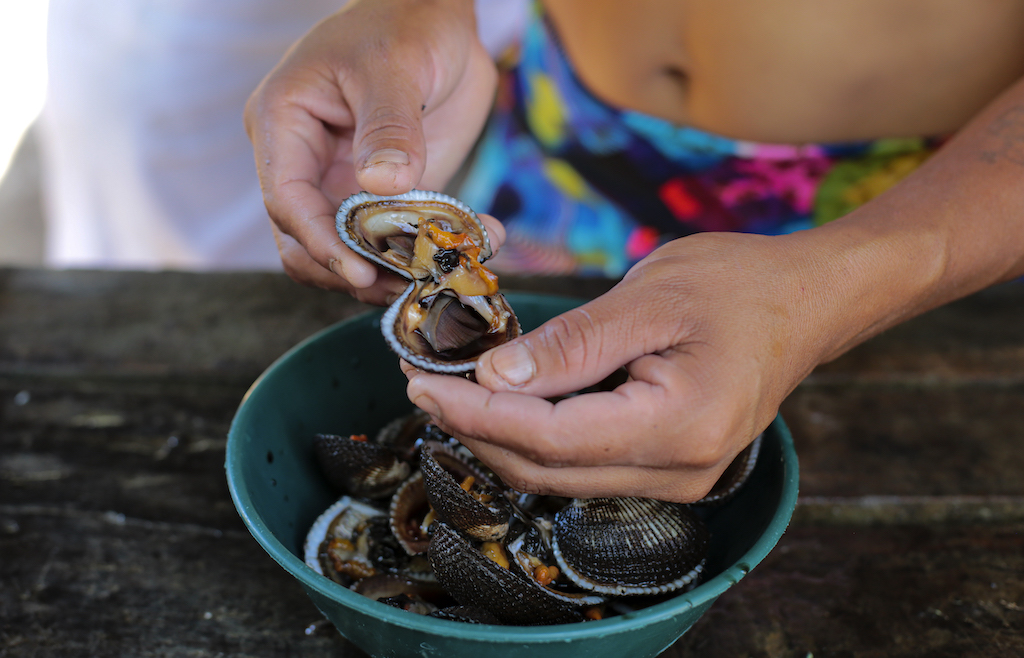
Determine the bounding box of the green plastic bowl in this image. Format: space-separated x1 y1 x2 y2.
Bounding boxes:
226 292 799 658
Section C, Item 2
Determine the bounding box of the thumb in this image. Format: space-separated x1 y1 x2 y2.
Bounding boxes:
474 290 656 398
351 77 428 196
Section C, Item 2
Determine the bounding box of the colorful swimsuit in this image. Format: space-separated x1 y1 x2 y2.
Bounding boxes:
454 4 945 277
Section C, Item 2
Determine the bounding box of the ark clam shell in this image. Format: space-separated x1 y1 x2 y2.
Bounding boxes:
419 443 511 542
552 497 709 596
695 433 763 506
303 496 385 577
313 433 411 499
427 522 596 626
337 190 518 374
388 471 432 556
381 281 520 374
336 189 492 277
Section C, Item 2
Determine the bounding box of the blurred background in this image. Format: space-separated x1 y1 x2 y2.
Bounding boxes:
0 0 48 266
0 0 527 272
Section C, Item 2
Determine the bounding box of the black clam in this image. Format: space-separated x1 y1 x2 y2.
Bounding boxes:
552 497 710 596
304 411 760 625
428 522 600 626
695 433 764 506
313 433 410 499
336 190 520 374
419 443 511 543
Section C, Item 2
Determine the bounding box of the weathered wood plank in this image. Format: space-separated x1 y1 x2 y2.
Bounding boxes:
676 524 1024 658
4 509 1021 657
2 270 1022 657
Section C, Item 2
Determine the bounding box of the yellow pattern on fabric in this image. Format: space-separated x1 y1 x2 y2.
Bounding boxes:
543 158 589 199
527 73 567 148
814 149 933 225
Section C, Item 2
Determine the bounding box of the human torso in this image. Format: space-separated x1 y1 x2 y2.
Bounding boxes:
543 0 1024 143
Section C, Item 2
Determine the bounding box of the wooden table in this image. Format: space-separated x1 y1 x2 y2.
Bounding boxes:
1 269 1022 657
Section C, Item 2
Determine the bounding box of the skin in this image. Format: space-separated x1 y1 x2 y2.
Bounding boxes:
246 0 1024 503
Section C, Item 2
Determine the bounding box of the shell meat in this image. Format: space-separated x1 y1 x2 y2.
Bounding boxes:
337 190 520 373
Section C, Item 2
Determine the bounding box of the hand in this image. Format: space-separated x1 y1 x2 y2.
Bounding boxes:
404 231 838 503
244 0 498 303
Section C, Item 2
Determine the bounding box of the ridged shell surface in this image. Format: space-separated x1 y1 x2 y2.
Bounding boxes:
427 522 587 626
420 444 510 541
695 433 763 506
313 433 410 499
552 497 709 596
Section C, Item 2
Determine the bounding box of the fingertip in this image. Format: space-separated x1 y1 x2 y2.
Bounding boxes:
478 213 505 252
329 254 377 289
407 375 441 418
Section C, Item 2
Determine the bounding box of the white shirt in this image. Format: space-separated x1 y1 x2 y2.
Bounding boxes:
39 0 527 270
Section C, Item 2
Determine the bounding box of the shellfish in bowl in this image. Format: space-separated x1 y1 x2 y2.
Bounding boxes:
301 411 771 626
336 190 520 374
225 296 800 657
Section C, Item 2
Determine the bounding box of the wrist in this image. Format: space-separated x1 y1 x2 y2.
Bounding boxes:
776 205 949 364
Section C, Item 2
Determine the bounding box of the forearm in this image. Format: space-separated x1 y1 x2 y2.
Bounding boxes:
782 75 1024 364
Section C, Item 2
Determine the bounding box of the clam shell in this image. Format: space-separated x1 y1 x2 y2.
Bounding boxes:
552 497 709 596
695 433 763 506
419 443 510 542
352 573 448 614
337 190 519 374
427 522 598 625
336 189 492 277
303 496 386 577
428 605 504 625
388 471 433 555
313 433 411 499
382 280 520 374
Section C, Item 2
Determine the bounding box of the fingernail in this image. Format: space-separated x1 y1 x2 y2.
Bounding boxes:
328 258 345 279
489 342 535 387
362 148 409 169
385 292 400 305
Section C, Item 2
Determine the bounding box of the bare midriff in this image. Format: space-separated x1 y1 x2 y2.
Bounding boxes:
542 0 1024 143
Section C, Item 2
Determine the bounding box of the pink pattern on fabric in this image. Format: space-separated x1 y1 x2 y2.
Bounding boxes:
735 142 828 160
626 226 660 261
715 157 832 214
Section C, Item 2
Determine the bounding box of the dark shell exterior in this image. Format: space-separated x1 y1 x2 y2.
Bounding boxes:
552 497 710 596
427 522 588 626
313 433 410 499
694 433 763 506
419 443 511 542
374 409 448 463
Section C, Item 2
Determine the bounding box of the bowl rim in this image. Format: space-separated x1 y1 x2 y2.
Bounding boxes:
226 295 800 643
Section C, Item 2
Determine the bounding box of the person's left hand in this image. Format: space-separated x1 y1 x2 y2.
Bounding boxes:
402 230 844 503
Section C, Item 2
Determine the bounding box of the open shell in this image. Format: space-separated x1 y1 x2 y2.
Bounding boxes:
313 433 410 499
427 522 600 625
419 442 511 542
337 190 493 275
337 190 519 374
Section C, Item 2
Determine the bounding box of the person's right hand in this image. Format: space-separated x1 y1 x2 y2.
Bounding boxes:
244 0 498 304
